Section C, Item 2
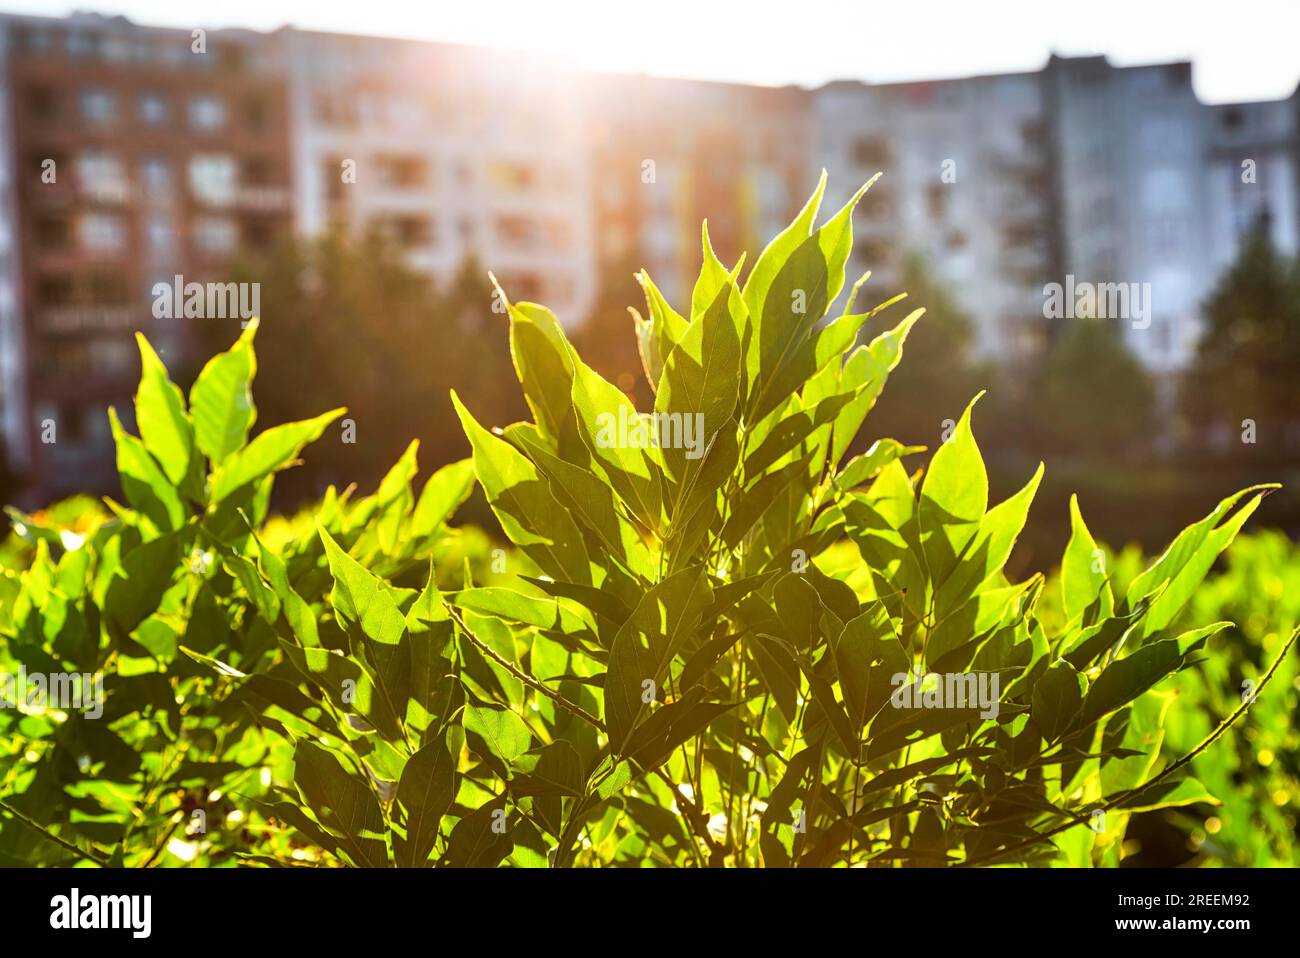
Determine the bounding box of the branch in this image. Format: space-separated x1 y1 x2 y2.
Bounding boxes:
959 625 1299 867
448 605 728 863
446 605 604 730
0 799 112 867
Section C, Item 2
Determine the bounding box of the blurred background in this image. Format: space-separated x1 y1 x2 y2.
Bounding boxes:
0 3 1297 571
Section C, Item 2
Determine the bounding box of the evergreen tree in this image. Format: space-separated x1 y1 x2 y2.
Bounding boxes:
1040 317 1155 459
1182 224 1300 452
860 253 986 450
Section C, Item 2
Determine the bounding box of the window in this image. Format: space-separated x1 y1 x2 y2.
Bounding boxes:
77 151 127 198
189 154 237 206
141 157 171 193
496 214 537 247
94 338 136 379
188 95 226 131
851 136 891 168
146 215 174 254
139 93 168 125
16 27 52 54
504 272 544 300
80 213 125 252
860 187 894 219
488 162 537 191
46 404 90 444
80 89 117 124
374 215 434 249
375 155 428 189
194 216 237 254
218 44 247 73
67 30 101 59
856 238 895 267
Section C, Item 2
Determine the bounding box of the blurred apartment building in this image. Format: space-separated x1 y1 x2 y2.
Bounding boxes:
0 11 1297 502
586 74 810 303
1044 56 1220 374
817 56 1300 374
282 30 597 323
816 70 1057 362
0 11 292 497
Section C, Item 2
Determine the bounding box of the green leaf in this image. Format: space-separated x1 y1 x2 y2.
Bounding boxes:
395 734 458 866
760 743 821 867
512 741 586 797
1061 495 1112 621
189 319 257 464
743 175 873 424
570 355 664 531
372 440 420 552
918 392 987 589
452 392 593 585
833 602 903 731
318 525 410 736
508 302 579 445
835 439 924 491
509 427 654 579
442 802 513 867
828 310 922 464
104 532 183 639
1031 663 1085 743
1118 776 1220 812
1082 640 1183 725
291 740 388 867
604 566 713 754
212 408 344 501
464 704 532 765
655 272 743 486
410 459 476 540
623 687 737 772
1128 486 1271 644
133 334 194 488
934 462 1043 615
108 407 185 533
636 272 689 393
318 526 406 647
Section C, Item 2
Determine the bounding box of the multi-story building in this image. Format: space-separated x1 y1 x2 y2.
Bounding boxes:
283 29 597 326
0 11 292 497
1043 56 1218 374
586 74 810 305
0 13 1297 502
817 55 1300 375
1204 93 1300 274
816 70 1057 361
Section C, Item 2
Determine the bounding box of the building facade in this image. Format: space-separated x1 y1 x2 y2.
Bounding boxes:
815 71 1058 361
0 13 1297 501
0 11 292 496
586 74 811 305
283 29 597 326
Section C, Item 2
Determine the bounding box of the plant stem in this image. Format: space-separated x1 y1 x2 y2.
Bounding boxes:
959 625 1299 867
0 799 112 867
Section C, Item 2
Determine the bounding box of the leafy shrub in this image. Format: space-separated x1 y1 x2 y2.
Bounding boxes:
1160 531 1299 865
0 177 1293 867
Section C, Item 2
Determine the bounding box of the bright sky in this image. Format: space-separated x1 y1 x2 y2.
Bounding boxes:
8 0 1300 104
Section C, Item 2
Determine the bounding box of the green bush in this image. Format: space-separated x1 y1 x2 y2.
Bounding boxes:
1161 531 1299 865
0 177 1292 867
